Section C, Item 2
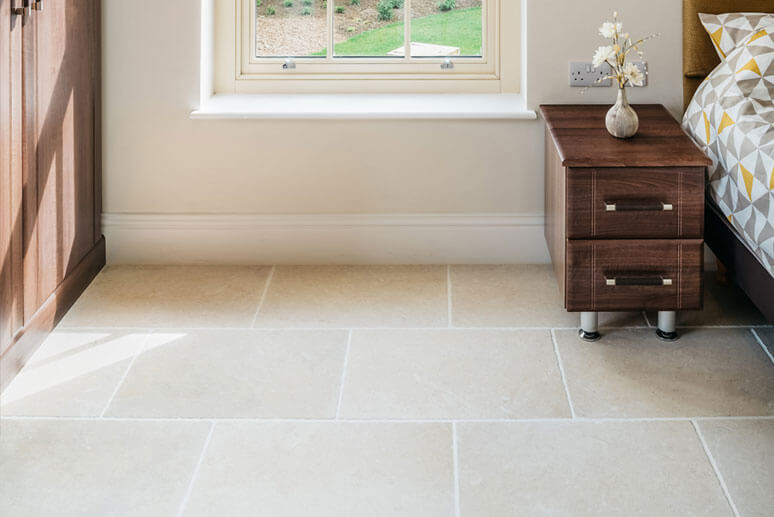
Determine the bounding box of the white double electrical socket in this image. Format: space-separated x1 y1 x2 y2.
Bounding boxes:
569 62 612 87
569 61 648 88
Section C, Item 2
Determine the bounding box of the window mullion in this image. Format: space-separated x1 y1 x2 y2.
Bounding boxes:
327 0 334 60
404 0 411 61
483 0 489 60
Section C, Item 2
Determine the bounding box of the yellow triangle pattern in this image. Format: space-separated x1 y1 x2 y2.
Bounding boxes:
748 29 768 44
703 112 711 143
737 59 762 75
718 112 735 133
728 214 733 223
770 167 774 191
711 27 726 57
740 164 754 199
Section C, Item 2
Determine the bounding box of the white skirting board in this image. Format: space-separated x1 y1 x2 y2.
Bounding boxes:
102 213 550 265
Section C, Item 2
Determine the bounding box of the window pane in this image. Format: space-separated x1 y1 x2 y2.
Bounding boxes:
332 0 405 57
255 0 328 57
410 0 483 57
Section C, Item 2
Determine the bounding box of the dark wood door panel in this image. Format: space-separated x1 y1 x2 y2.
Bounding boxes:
22 0 97 320
1 0 12 353
1 0 25 355
1 0 103 392
567 167 705 239
566 239 704 312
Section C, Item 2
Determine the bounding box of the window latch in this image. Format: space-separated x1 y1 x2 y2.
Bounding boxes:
282 58 296 70
441 58 454 70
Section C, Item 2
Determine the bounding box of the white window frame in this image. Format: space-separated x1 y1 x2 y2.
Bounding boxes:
213 0 520 94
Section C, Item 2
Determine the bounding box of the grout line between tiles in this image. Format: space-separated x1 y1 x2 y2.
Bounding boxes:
55 325 667 332
3 415 774 423
447 265 453 329
750 328 774 365
249 265 276 328
98 331 155 418
677 324 773 329
176 421 216 517
550 329 576 419
335 330 353 419
53 326 169 332
691 420 741 517
452 421 460 517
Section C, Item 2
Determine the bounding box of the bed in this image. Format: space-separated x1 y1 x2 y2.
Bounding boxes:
682 0 774 322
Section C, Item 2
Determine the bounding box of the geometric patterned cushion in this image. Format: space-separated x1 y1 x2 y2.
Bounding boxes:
683 27 774 277
726 22 774 98
699 12 774 60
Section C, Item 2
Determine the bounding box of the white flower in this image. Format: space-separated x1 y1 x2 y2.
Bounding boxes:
599 21 623 38
592 46 616 67
623 62 644 86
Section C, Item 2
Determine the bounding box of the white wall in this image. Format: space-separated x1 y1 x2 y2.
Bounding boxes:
102 0 684 264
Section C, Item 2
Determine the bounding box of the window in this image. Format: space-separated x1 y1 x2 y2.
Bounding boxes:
213 0 520 94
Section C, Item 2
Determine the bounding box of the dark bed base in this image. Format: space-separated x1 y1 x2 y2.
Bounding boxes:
704 197 774 323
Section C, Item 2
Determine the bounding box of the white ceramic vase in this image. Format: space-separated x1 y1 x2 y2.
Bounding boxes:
605 87 639 139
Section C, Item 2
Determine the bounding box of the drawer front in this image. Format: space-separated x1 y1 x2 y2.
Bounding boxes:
566 239 703 312
567 168 704 239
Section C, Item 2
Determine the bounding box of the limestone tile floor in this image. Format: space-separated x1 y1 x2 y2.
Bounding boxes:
1 265 772 517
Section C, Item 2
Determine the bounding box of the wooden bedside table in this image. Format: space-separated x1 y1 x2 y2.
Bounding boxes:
540 104 712 341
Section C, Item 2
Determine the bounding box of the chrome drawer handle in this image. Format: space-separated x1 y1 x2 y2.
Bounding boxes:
605 276 673 287
12 0 31 16
605 202 674 212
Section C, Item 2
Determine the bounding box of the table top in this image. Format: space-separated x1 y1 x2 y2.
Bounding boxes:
539 104 712 168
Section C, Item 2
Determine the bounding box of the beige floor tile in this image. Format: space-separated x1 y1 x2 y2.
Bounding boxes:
60 266 272 328
646 273 767 327
183 422 454 517
339 329 570 419
696 419 774 517
450 265 646 328
1 330 153 417
105 330 348 418
457 421 732 516
255 265 448 328
555 328 774 418
754 328 774 360
0 419 210 517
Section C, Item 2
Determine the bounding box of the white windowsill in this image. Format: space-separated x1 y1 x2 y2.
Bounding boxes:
190 93 536 120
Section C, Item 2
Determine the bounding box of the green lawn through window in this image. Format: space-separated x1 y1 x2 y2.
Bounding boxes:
313 7 482 57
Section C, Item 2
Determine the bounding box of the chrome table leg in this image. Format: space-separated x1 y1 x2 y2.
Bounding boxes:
656 311 678 341
579 312 601 341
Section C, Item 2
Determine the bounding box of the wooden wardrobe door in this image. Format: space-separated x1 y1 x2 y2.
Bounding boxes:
0 0 24 355
22 0 99 321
